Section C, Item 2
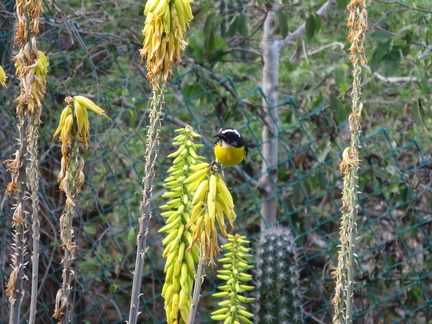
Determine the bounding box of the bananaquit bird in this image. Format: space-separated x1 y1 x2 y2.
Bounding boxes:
213 128 248 167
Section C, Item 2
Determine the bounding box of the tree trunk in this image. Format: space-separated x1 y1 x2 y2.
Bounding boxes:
259 8 281 229
258 0 335 230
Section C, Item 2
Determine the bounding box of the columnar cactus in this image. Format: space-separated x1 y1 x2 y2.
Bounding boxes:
254 226 304 324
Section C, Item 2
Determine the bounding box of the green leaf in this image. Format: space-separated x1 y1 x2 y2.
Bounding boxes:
333 67 345 86
315 14 322 34
305 14 316 41
420 76 430 96
226 16 239 38
278 167 291 182
276 10 289 38
84 224 97 235
128 228 135 244
370 40 391 73
401 31 413 55
410 216 419 238
237 13 248 38
329 93 339 111
207 36 227 65
183 83 205 98
185 35 204 62
109 284 117 293
332 94 350 125
336 0 349 9
383 46 401 76
370 30 392 43
204 13 216 50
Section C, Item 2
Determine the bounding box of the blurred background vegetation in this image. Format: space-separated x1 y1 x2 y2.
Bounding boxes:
0 0 431 323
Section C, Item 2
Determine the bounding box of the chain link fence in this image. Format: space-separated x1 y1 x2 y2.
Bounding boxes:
1 1 431 323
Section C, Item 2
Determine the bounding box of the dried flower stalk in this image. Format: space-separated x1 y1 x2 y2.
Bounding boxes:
52 96 109 323
331 0 367 323
5 1 45 323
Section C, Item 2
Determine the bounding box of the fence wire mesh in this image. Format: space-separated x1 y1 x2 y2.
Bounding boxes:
1 1 431 323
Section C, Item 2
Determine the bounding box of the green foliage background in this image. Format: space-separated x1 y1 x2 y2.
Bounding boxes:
0 0 431 322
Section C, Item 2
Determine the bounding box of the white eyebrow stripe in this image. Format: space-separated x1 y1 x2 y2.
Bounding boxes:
220 128 240 137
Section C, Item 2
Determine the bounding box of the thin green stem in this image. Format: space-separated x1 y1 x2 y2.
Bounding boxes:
345 171 358 324
28 116 41 324
128 80 164 324
8 114 28 324
8 0 44 321
61 204 74 324
345 41 362 324
332 0 366 322
188 250 204 324
53 139 78 323
231 244 239 321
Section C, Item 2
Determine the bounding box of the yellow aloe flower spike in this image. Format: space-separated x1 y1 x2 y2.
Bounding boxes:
141 0 194 84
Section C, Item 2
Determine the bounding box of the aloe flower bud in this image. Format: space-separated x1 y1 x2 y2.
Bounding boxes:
211 234 255 324
160 126 205 324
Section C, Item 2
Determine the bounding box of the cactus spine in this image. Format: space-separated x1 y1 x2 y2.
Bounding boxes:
254 226 304 323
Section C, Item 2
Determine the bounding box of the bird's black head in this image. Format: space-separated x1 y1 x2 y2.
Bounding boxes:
214 128 246 148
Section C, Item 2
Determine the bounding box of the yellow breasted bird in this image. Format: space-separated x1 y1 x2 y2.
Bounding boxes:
214 128 248 167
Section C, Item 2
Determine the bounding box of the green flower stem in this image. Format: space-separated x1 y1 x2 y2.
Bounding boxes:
28 116 41 324
56 138 79 324
60 205 74 323
7 114 28 324
7 1 44 322
128 79 165 324
332 0 366 322
187 248 204 324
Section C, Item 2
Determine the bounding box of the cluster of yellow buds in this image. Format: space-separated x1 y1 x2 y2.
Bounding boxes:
53 96 110 204
54 96 110 153
0 65 7 87
159 126 204 324
211 234 255 324
185 163 237 264
140 0 194 84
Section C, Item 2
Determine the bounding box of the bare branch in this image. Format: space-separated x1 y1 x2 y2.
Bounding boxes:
375 0 432 13
419 45 432 60
308 42 345 56
279 0 336 50
362 64 432 83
